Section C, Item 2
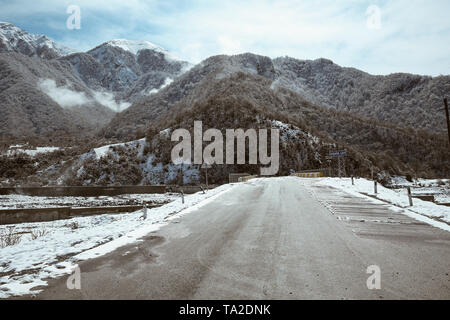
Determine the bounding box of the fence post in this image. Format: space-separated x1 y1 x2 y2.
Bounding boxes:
142 203 147 220
374 181 378 194
407 187 413 207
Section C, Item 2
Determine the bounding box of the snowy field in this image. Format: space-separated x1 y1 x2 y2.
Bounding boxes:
0 184 236 298
389 176 450 204
311 178 450 227
0 193 179 209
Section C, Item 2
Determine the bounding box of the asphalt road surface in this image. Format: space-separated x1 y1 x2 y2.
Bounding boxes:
31 177 450 299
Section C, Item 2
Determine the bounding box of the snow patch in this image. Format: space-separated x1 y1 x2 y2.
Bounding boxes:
106 39 182 62
315 178 450 228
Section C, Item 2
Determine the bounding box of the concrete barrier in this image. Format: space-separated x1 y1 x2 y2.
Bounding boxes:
411 195 435 202
0 204 161 225
0 207 72 225
0 185 168 197
239 175 259 182
291 172 324 178
0 184 224 197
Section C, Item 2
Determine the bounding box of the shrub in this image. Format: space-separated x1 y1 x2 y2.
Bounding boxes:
0 227 22 248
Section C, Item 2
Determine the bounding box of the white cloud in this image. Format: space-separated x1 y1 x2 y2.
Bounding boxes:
92 91 131 112
2 0 450 75
39 79 131 112
145 77 174 96
38 79 90 108
217 36 243 56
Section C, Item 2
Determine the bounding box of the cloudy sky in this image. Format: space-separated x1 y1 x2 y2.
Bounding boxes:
0 0 449 76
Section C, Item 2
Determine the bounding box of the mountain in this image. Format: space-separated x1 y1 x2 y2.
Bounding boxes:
41 72 448 186
273 57 450 133
0 22 193 139
0 22 74 59
105 53 450 138
101 53 276 138
101 54 449 179
0 23 448 182
62 39 192 103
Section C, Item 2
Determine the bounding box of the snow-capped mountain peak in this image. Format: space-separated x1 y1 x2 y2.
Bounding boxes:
104 38 182 62
0 22 75 58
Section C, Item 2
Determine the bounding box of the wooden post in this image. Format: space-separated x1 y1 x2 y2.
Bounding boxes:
351 176 354 185
407 187 413 207
141 203 147 220
181 190 185 204
374 181 378 194
338 157 341 179
444 98 450 148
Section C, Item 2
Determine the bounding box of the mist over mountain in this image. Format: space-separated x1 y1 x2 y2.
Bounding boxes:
0 52 114 138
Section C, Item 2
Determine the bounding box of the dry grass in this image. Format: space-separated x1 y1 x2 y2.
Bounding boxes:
66 222 79 230
0 226 22 248
30 226 49 240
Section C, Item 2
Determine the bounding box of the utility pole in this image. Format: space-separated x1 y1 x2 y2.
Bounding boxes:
444 98 450 149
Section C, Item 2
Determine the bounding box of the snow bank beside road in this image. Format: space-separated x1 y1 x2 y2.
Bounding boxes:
313 178 450 227
0 184 236 298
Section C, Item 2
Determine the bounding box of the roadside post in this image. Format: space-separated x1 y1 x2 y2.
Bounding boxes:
407 187 413 207
444 98 450 149
374 181 378 194
351 176 354 185
325 156 332 176
141 202 147 220
201 163 212 188
181 189 185 204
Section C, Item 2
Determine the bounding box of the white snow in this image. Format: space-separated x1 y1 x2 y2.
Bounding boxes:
7 146 60 157
106 39 182 62
92 138 146 160
0 193 177 210
78 135 201 185
0 22 75 56
0 183 237 298
92 91 131 112
312 178 450 229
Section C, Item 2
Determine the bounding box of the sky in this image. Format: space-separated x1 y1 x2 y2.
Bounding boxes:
0 0 449 76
